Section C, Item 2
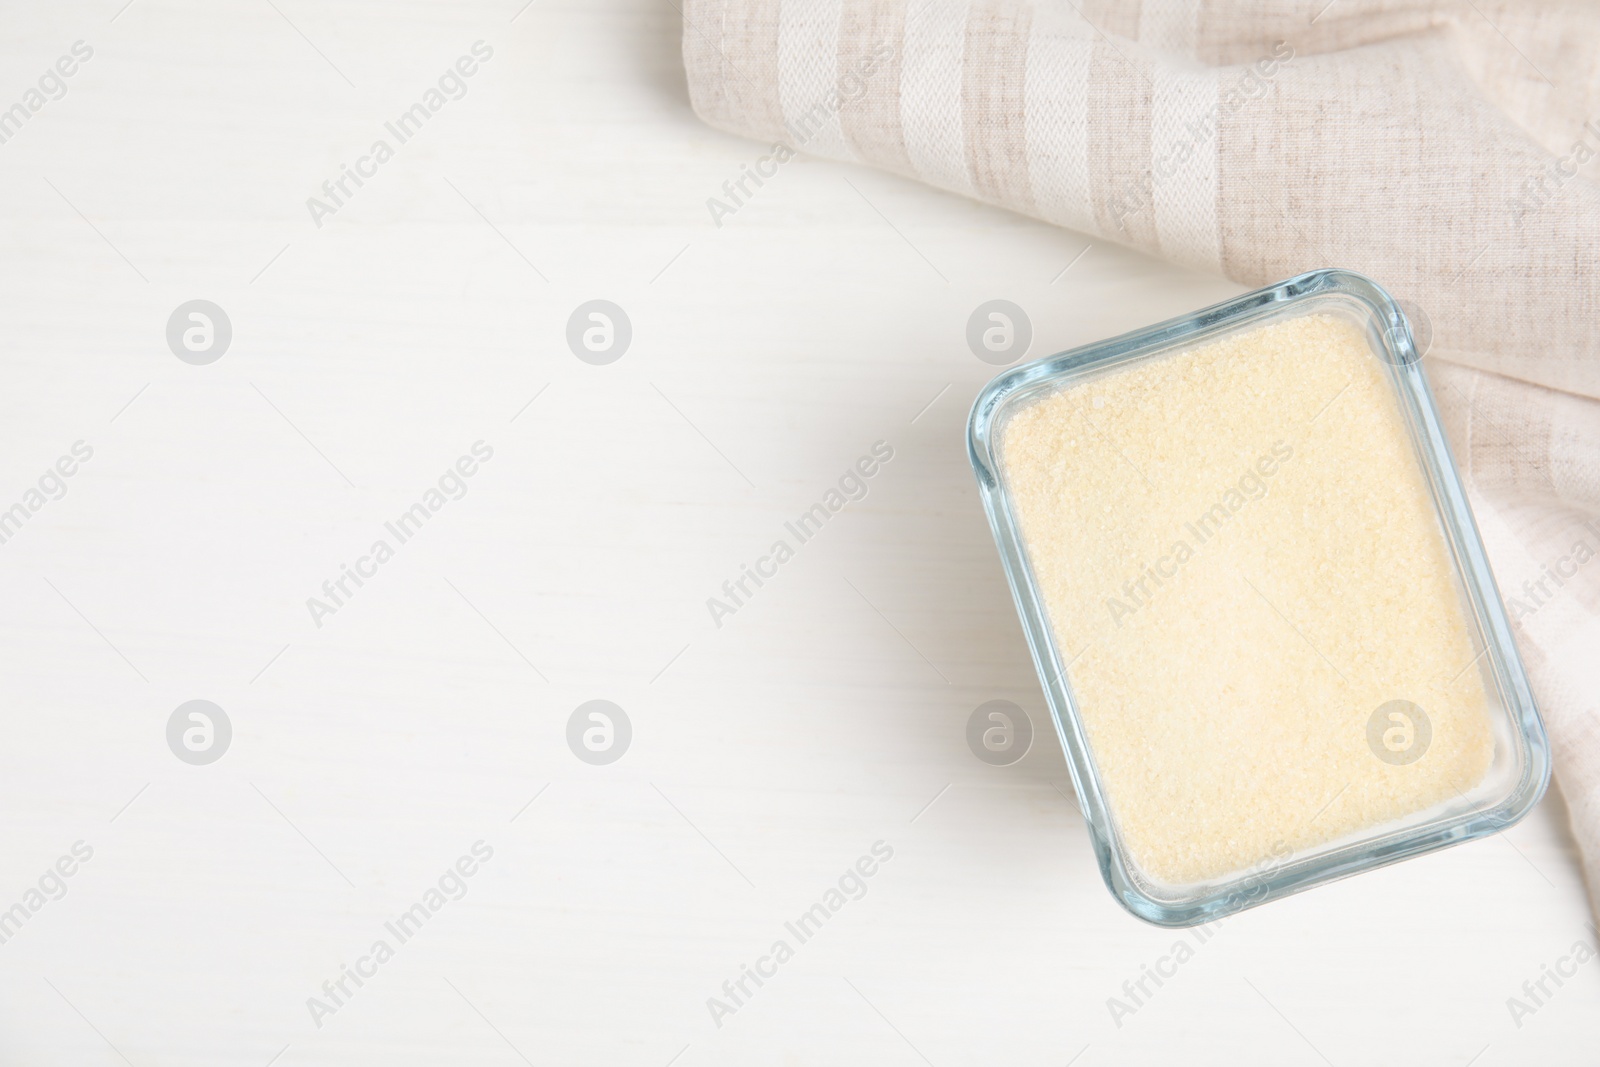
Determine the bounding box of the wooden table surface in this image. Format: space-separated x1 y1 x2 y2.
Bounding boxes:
0 1 1593 1063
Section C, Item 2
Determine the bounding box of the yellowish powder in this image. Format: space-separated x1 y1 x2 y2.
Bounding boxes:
1000 312 1494 886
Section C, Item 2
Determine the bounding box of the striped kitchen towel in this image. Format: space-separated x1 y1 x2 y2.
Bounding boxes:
681 0 1600 914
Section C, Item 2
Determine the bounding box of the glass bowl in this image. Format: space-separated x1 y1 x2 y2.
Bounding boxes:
967 269 1550 926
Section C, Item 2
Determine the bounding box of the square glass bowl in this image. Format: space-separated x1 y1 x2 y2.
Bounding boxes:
967 269 1549 926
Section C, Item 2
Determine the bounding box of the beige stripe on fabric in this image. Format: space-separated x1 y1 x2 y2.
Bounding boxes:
1433 360 1600 515
1088 43 1157 249
1077 0 1140 40
838 0 913 173
680 0 730 126
1150 62 1223 273
900 0 975 195
1024 7 1096 234
1213 44 1386 283
683 0 788 143
1468 364 1559 503
963 2 1036 214
779 0 854 159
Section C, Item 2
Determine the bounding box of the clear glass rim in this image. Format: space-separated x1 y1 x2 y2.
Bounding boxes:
966 268 1551 927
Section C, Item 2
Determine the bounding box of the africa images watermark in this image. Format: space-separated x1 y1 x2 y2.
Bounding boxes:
1109 41 1295 229
0 440 95 548
0 40 94 147
0 841 95 948
705 39 895 227
306 441 494 627
1505 925 1600 1029
1503 516 1600 622
705 840 895 1029
1510 117 1600 223
705 440 894 628
306 840 494 1028
1107 840 1292 1028
1105 440 1293 627
306 41 495 228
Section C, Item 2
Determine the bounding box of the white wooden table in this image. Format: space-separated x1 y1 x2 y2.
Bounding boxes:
0 1 1591 1063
